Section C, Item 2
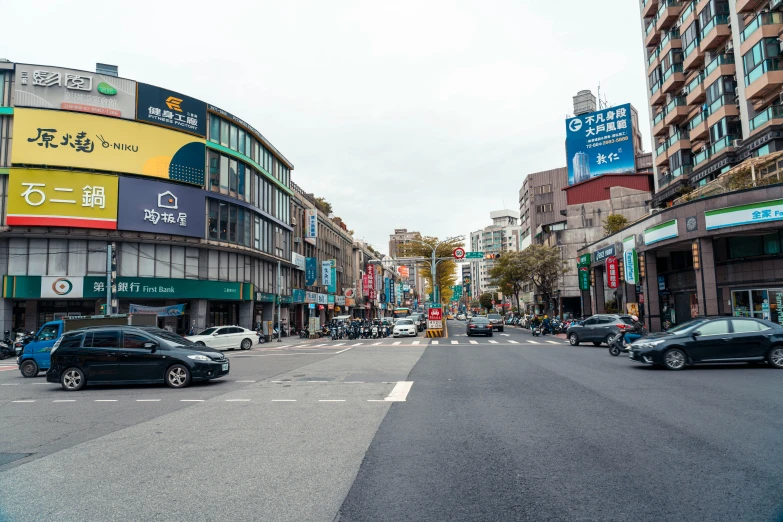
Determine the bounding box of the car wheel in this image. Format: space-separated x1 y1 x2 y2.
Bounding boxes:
166 364 191 388
195 341 206 347
60 367 85 391
663 348 687 371
569 333 579 346
605 334 615 346
240 338 252 350
20 359 38 378
609 345 621 357
768 346 783 369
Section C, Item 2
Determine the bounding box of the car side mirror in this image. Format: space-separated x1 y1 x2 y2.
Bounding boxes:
212 332 219 336
143 341 158 352
692 331 701 338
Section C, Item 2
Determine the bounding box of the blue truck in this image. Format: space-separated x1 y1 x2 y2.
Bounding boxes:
17 314 158 378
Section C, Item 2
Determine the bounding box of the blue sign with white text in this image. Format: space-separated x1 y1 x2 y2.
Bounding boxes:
305 258 318 287
565 103 636 185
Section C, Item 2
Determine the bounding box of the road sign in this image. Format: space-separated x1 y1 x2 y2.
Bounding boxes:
465 251 484 259
453 247 466 259
428 307 442 321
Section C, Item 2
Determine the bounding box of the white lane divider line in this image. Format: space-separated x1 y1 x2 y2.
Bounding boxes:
272 399 297 402
351 342 364 346
528 340 540 344
332 343 345 347
1 383 20 386
488 340 498 344
385 381 414 402
319 399 346 402
225 399 251 402
451 340 459 344
271 380 285 383
136 399 161 402
392 341 401 346
53 400 76 402
343 381 365 384
235 380 256 383
335 347 353 354
470 340 478 344
312 344 327 347
501 333 510 336
180 399 205 402
12 400 35 403
367 399 387 402
307 380 329 383
546 340 560 344
95 400 117 402
412 341 420 345
509 340 519 344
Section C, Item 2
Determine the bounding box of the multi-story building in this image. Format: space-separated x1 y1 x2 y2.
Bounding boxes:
570 1 783 331
388 228 424 303
0 61 295 334
469 210 521 299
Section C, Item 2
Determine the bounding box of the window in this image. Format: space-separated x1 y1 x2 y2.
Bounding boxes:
220 120 229 147
230 124 238 150
238 163 246 201
59 333 84 349
123 333 151 348
731 320 768 333
696 320 730 336
209 116 220 144
229 159 238 195
209 200 219 240
682 20 699 50
220 155 229 193
209 151 220 190
535 204 553 213
87 331 120 348
38 323 60 341
238 128 245 155
219 202 228 241
743 38 780 84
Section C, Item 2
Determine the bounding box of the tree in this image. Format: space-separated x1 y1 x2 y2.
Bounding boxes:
488 251 530 316
469 298 480 309
519 244 568 316
479 292 495 312
398 235 463 305
602 213 629 236
314 197 332 216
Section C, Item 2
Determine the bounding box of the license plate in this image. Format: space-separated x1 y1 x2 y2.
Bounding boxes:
222 363 229 371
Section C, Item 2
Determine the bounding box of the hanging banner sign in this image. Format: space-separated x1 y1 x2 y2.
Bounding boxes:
578 266 590 291
328 260 337 295
305 257 318 286
322 261 332 287
305 208 318 245
129 303 186 317
623 236 638 285
366 264 375 298
606 256 619 289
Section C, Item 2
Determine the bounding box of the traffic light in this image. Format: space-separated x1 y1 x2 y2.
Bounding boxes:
484 253 501 260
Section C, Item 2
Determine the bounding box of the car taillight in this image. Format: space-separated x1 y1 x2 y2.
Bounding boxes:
617 324 629 330
469 324 476 328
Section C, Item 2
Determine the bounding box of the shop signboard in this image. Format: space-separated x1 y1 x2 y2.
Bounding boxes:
397 266 409 278
305 258 318 286
565 103 636 185
593 244 615 263
577 253 591 267
280 295 293 304
128 303 186 316
623 236 638 285
117 177 206 238
316 293 328 305
322 261 332 288
292 289 306 303
136 83 207 136
578 266 590 291
256 292 276 303
366 264 375 297
305 291 317 304
114 277 251 300
336 295 346 306
12 108 206 186
14 63 137 119
305 209 318 245
705 198 783 230
644 219 678 245
328 295 335 304
3 275 107 299
291 252 306 271
7 168 119 229
362 272 369 296
346 297 356 306
606 256 619 289
658 275 666 291
385 278 391 304
328 260 337 295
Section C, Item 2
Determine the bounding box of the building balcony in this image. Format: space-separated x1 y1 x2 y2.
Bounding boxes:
749 104 783 136
652 109 668 136
740 12 783 56
647 48 661 75
693 145 711 167
650 81 666 106
700 15 731 52
736 0 768 13
687 110 709 141
655 141 669 167
664 96 689 125
645 18 661 47
641 0 659 18
661 63 685 93
708 135 739 159
666 131 691 156
659 29 682 58
656 1 683 32
703 54 735 91
678 1 696 29
745 59 783 101
683 38 704 72
707 99 740 128
685 72 706 105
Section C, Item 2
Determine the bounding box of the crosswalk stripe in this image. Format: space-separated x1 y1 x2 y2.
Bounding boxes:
501 333 510 336
392 341 401 345
371 342 382 346
488 340 498 344
412 341 420 345
528 340 540 344
332 343 345 347
470 340 478 344
451 340 458 344
351 343 363 346
432 341 439 345
546 340 560 344
509 340 519 344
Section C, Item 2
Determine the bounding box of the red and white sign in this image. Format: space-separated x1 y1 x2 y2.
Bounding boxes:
366 264 375 298
428 307 443 321
606 256 619 289
397 266 410 278
362 272 369 296
453 247 466 259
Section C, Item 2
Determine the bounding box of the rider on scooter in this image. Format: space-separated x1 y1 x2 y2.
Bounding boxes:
623 315 645 346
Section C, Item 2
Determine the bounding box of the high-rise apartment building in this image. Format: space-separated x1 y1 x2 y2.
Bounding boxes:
573 152 591 184
469 210 521 297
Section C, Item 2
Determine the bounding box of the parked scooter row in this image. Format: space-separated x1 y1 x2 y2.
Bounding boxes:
0 329 34 359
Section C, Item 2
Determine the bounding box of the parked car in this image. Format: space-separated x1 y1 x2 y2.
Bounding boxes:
629 317 783 370
47 326 230 391
487 313 504 332
393 319 418 338
566 314 635 346
186 326 257 350
467 316 493 337
456 313 466 321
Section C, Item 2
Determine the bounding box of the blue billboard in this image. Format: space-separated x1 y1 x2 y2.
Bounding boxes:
565 103 636 185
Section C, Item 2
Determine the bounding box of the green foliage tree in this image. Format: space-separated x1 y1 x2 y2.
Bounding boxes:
479 292 494 312
314 197 332 216
398 235 463 305
602 213 629 236
519 244 568 315
488 251 530 315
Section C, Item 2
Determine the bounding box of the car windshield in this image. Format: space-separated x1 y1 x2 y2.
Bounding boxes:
151 330 197 347
397 320 413 325
666 319 707 334
471 318 489 324
197 327 218 336
488 314 501 319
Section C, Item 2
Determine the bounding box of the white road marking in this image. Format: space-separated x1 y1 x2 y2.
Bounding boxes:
351 343 364 346
501 334 510 336
312 344 327 347
392 341 401 346
180 399 205 402
385 381 414 402
367 399 387 402
95 400 117 402
451 340 459 344
235 380 256 383
547 340 560 344
528 340 540 344
271 380 284 383
335 347 353 354
343 381 365 384
31 382 52 385
371 342 382 346
307 380 328 383
1 383 19 386
470 340 478 344
136 399 161 402
12 400 35 403
271 399 296 402
319 399 346 402
488 340 498 344
509 340 519 344
412 341 420 345
432 341 439 345
53 400 75 403
225 399 251 402
332 343 345 347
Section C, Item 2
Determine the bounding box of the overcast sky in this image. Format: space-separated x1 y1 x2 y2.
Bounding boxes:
5 0 649 255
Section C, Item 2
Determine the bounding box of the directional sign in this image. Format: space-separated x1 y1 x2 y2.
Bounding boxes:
453 247 466 259
465 251 484 259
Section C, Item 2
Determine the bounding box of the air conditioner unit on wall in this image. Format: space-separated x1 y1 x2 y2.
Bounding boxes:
291 217 296 226
294 237 301 243
732 139 744 148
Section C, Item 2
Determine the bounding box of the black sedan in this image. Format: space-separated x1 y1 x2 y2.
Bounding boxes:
629 317 783 371
47 326 230 390
467 317 493 337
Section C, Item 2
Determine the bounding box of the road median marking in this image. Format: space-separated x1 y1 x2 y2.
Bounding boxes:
272 399 296 402
509 340 519 344
319 399 346 402
95 400 117 402
546 340 560 344
225 399 251 402
136 399 161 402
488 340 498 344
385 381 414 402
11 400 35 403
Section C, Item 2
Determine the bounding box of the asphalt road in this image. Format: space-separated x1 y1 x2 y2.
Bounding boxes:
2 320 781 521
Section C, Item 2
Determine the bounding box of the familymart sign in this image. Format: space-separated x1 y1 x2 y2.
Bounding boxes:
705 199 783 230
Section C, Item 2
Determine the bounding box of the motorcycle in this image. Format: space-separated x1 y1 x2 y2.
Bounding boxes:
300 327 310 339
371 324 379 339
256 329 266 344
331 325 340 340
608 327 646 356
532 325 542 337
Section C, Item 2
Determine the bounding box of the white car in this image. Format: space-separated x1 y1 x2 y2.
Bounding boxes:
186 326 257 351
393 319 418 337
456 313 466 321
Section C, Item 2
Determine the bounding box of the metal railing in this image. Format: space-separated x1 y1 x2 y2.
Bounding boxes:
750 104 783 131
741 12 783 42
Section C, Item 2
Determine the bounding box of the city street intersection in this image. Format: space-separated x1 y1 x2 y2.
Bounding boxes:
1 321 782 521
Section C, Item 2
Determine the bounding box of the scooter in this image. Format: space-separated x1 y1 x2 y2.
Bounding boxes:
300 327 310 339
608 333 628 356
331 326 340 340
371 324 379 339
532 326 542 337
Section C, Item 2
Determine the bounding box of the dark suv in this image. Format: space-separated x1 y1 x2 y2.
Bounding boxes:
46 326 229 391
566 314 635 346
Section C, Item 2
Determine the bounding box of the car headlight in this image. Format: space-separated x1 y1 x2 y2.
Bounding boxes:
188 354 211 361
635 339 666 349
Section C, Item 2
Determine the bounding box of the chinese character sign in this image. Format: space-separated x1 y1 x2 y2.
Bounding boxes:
116 177 205 238
704 199 783 230
136 83 207 137
565 103 636 185
305 258 318 286
624 249 637 285
7 168 118 229
322 261 332 288
12 108 206 186
606 256 619 289
578 267 591 291
366 264 375 298
14 64 137 119
305 208 318 245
